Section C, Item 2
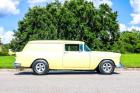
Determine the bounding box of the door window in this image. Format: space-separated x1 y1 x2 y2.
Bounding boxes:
65 44 82 51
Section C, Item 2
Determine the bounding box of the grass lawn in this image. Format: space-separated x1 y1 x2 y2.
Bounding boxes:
0 56 15 68
121 54 140 68
0 54 140 68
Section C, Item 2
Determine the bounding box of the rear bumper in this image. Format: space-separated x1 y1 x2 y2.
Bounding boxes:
116 63 124 68
14 62 21 68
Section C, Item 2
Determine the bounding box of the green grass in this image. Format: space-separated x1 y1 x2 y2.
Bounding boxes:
0 54 140 68
0 56 15 68
121 54 140 68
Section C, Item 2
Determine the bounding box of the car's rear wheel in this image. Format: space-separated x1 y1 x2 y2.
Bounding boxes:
98 60 115 74
32 60 49 75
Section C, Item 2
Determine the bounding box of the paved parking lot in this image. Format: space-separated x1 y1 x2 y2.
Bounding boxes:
0 69 140 93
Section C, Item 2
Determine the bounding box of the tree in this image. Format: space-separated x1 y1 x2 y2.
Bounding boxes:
113 30 140 53
10 0 119 52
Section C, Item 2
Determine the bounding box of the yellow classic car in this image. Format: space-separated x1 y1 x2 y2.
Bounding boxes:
14 40 122 75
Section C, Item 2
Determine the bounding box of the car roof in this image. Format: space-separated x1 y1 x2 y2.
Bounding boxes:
28 40 84 44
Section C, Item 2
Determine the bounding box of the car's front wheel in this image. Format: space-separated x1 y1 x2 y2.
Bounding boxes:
98 60 115 74
32 60 49 75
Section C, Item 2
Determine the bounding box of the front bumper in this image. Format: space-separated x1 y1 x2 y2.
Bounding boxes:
116 63 124 68
14 62 21 68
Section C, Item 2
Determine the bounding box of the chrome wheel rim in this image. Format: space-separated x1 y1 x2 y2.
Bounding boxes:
35 63 45 73
102 63 112 73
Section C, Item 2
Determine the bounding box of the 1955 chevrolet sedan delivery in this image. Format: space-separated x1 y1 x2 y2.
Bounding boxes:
14 40 122 75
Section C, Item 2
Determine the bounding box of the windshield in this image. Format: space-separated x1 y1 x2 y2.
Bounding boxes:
84 44 91 51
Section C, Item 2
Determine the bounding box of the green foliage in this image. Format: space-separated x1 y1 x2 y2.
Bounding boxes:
10 0 119 52
0 44 9 56
0 52 9 56
113 30 140 53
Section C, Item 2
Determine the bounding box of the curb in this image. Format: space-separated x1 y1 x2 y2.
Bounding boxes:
1 68 140 72
0 69 31 72
116 68 140 71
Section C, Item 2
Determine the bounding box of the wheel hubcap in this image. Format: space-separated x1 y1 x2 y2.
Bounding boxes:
102 63 112 73
35 63 45 73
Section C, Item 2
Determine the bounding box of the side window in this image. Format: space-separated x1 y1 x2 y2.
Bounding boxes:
65 44 81 51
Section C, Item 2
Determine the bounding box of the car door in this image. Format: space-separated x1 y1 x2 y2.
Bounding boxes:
63 44 90 68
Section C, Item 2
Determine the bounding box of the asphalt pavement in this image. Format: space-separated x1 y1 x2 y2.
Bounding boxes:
0 69 140 93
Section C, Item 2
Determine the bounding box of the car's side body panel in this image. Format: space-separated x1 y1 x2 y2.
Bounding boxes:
15 40 122 70
63 51 90 68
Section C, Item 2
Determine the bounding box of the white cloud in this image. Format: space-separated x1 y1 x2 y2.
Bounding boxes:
130 0 140 24
130 13 140 24
130 0 140 13
127 25 140 31
0 0 20 16
28 0 48 4
28 0 53 7
119 23 127 32
90 0 112 8
119 23 140 32
0 27 14 44
28 0 112 7
28 0 68 6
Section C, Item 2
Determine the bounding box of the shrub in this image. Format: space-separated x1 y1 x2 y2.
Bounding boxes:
0 52 9 56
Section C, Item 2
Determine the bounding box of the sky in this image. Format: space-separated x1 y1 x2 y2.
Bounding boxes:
0 0 140 44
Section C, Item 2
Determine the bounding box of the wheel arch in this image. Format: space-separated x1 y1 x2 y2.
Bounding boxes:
96 59 115 70
30 58 48 68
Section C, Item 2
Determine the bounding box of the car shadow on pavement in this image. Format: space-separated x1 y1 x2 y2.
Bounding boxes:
14 71 120 76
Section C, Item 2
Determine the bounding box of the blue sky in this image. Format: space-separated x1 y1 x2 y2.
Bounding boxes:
0 0 140 44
